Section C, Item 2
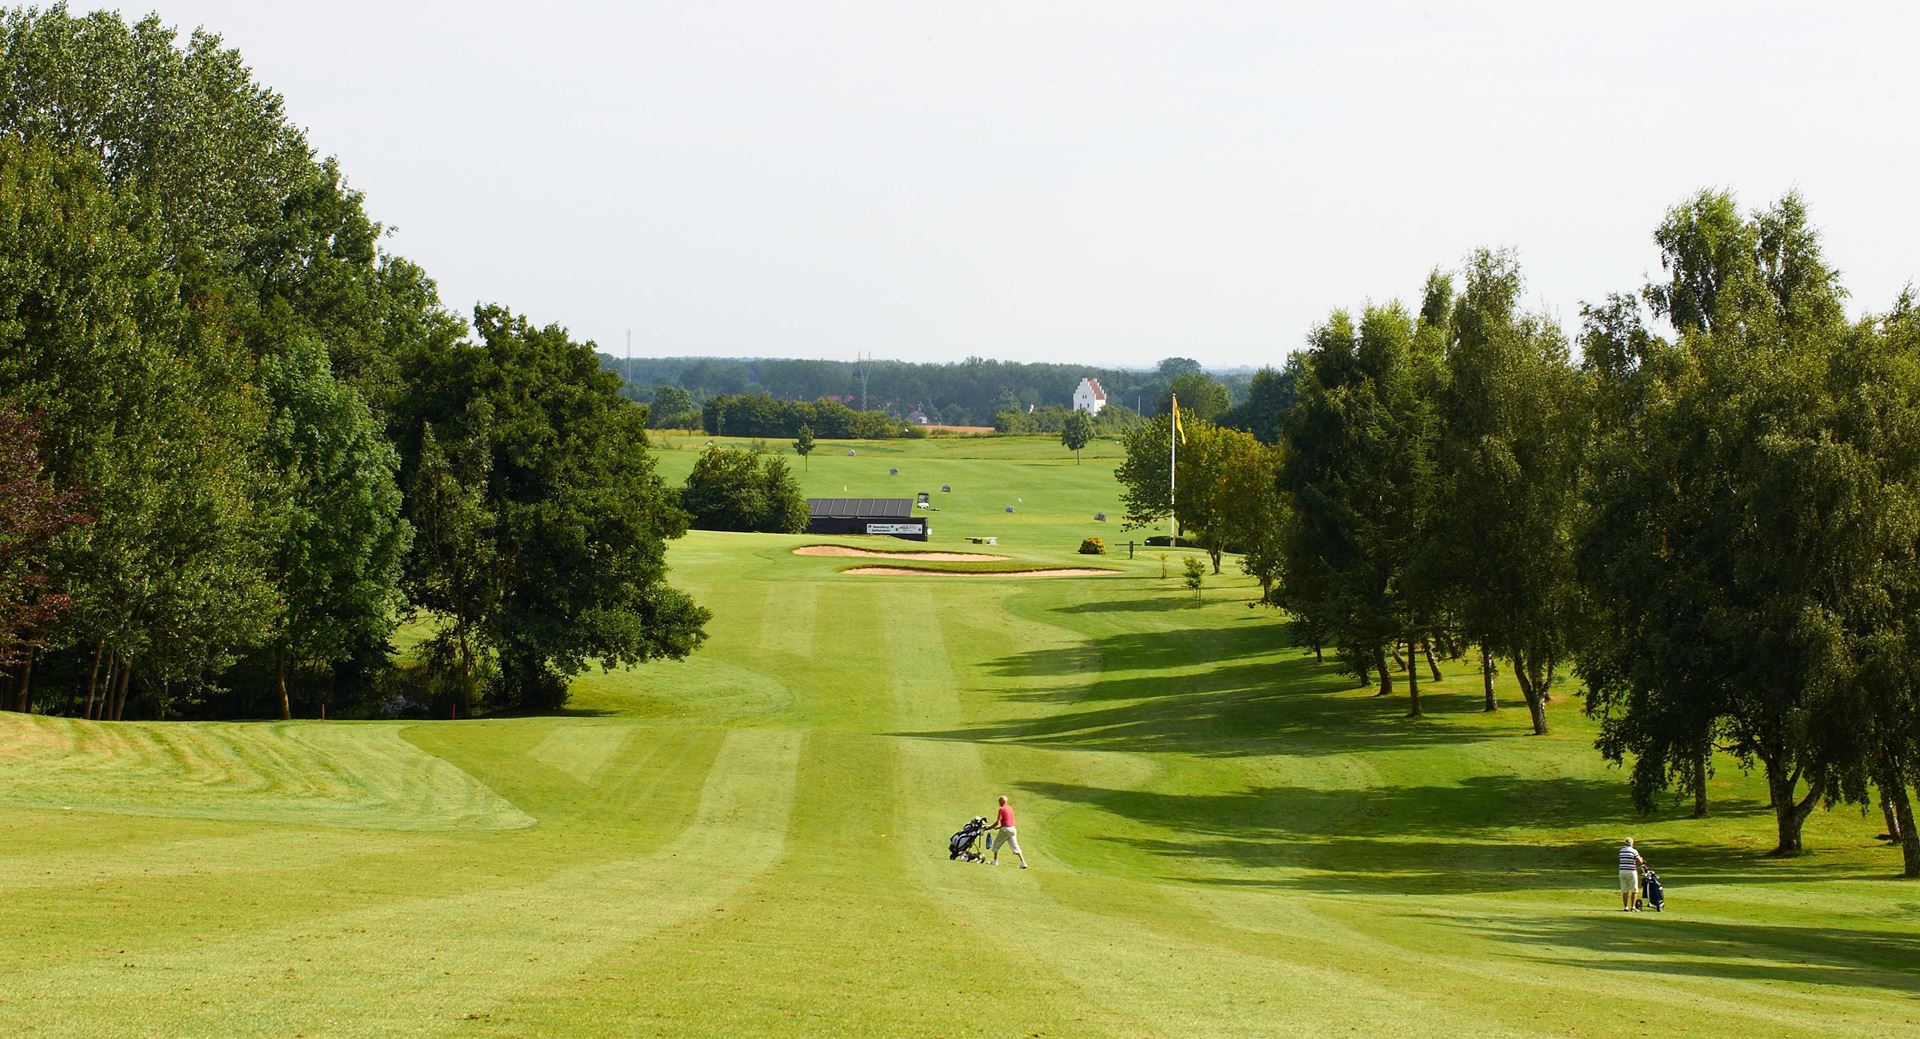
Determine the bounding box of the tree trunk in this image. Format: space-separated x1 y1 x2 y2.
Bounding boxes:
1421 640 1441 682
1692 751 1709 818
1312 637 1323 663
83 642 103 722
1479 644 1496 712
1356 655 1370 689
1390 646 1407 671
277 654 291 721
1404 636 1422 718
111 658 132 721
1511 649 1548 735
1899 782 1920 878
1762 757 1816 856
15 646 33 713
1871 754 1920 877
456 622 475 720
91 654 114 721
101 656 118 721
1375 646 1393 697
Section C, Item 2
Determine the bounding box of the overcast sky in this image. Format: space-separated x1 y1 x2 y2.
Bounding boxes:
119 2 1920 369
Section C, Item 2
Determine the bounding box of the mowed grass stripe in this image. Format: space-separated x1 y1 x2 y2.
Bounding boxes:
0 715 532 831
526 722 636 784
477 730 1142 1038
1 729 803 1039
0 727 729 984
756 575 818 662
0 820 422 895
886 583 1164 1037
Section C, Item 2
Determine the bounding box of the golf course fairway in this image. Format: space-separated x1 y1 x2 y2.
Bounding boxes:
2 436 1915 1037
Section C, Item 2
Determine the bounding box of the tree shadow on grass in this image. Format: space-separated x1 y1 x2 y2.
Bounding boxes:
1011 619 1291 678
1468 913 1920 993
487 705 621 719
1013 775 1817 896
908 648 1511 758
904 602 1537 756
1052 597 1201 614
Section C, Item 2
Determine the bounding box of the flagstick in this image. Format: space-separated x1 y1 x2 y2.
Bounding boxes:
1170 394 1178 548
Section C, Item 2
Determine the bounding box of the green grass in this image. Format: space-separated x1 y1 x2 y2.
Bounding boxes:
2 435 1916 1037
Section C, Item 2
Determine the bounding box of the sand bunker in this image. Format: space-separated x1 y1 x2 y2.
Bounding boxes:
842 567 1119 578
794 545 1009 561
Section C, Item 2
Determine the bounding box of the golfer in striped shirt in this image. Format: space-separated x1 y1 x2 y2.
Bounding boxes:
1617 838 1647 911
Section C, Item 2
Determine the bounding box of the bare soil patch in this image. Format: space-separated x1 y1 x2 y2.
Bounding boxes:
842 567 1118 578
794 545 1009 561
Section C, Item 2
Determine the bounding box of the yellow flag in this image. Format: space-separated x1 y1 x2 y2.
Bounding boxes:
1171 394 1186 445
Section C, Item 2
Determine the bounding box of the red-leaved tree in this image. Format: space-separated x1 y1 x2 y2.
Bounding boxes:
1 406 90 711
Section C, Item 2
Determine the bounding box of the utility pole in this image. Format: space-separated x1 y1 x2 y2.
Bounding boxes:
625 328 632 389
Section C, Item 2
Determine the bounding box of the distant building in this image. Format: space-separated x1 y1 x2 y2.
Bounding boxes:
1072 377 1107 416
907 409 931 425
805 498 928 541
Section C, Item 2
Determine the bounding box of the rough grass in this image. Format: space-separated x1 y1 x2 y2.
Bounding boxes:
2 436 1916 1037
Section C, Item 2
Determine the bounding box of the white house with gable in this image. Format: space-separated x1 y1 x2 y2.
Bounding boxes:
1072 377 1107 416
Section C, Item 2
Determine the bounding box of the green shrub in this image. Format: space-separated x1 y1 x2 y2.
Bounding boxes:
1079 536 1106 555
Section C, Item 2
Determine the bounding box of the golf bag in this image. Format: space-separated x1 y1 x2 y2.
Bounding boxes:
1640 869 1664 912
949 817 989 862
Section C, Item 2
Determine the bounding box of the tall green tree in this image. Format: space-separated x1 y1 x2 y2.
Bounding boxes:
1215 436 1287 602
1280 303 1445 711
0 136 281 719
1061 410 1094 463
1825 296 1920 876
1578 191 1871 854
0 8 311 267
259 335 411 719
400 306 708 710
1435 249 1581 734
403 424 496 716
403 420 495 714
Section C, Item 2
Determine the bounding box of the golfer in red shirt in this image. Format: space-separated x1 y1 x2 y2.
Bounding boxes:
988 795 1029 868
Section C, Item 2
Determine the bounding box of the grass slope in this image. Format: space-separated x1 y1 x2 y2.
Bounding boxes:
2 436 1916 1037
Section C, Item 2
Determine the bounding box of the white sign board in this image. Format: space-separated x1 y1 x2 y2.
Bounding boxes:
865 523 922 535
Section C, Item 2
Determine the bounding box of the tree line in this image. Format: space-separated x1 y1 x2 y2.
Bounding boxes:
611 354 1263 428
699 394 911 439
0 8 706 720
1119 192 1920 875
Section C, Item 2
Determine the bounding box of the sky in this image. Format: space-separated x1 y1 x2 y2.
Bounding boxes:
117 2 1920 369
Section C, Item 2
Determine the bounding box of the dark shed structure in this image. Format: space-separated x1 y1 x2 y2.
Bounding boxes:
806 498 929 541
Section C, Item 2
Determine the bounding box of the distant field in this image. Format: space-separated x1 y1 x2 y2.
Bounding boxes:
1 436 1915 1038
651 432 1150 558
